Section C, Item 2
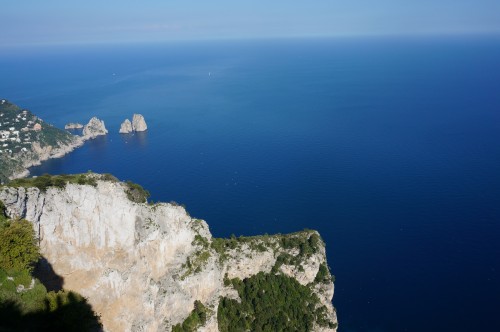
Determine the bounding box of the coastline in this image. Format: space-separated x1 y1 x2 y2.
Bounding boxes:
9 135 85 180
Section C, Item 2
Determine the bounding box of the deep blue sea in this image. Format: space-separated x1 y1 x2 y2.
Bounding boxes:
1 36 500 331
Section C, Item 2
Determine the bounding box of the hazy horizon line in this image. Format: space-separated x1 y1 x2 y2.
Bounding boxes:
2 30 500 50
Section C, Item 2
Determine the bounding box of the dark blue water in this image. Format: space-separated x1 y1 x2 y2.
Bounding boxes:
1 36 500 332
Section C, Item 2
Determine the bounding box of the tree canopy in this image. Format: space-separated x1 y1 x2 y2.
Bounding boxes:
218 272 335 332
0 219 39 272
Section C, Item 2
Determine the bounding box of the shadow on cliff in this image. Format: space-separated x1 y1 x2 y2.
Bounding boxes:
33 257 64 292
0 257 102 332
0 291 102 332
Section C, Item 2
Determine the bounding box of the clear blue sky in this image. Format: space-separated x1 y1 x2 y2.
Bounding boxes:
2 0 500 45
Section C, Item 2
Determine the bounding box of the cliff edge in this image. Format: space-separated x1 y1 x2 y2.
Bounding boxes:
0 174 337 332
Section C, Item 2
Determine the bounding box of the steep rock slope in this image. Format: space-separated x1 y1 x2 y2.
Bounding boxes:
0 176 337 331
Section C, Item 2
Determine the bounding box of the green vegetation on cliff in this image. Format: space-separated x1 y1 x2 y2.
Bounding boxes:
3 173 150 204
315 263 334 284
0 219 39 272
172 300 209 332
210 230 323 267
125 180 150 203
218 272 336 331
6 173 98 191
211 230 336 331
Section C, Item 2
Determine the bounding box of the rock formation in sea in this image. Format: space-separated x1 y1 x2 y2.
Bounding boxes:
82 117 108 139
119 114 147 134
132 114 147 132
0 174 337 332
64 123 84 130
119 119 133 134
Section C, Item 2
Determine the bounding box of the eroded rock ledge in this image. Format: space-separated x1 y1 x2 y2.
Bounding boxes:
0 174 337 332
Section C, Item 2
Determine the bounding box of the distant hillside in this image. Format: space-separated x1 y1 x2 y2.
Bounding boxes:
0 99 83 183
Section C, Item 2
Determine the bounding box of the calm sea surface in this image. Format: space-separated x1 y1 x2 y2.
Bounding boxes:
1 36 500 331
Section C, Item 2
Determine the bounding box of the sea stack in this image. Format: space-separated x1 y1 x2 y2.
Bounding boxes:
132 114 147 132
83 117 108 139
120 114 148 133
119 119 133 134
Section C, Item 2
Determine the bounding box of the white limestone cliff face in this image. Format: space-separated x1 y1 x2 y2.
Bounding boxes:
83 117 108 139
132 114 147 132
119 119 133 134
0 179 337 332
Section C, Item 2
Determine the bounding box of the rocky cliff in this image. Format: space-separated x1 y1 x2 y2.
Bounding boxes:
0 175 337 332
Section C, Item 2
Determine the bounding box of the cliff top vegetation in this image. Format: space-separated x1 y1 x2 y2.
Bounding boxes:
3 172 150 203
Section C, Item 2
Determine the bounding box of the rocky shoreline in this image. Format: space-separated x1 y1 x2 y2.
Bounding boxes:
1 100 152 183
10 136 85 180
9 113 150 180
9 116 108 181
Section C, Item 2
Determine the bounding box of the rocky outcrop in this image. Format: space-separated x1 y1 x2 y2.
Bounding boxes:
132 114 147 132
64 123 83 130
0 177 337 332
119 119 133 134
83 117 108 139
